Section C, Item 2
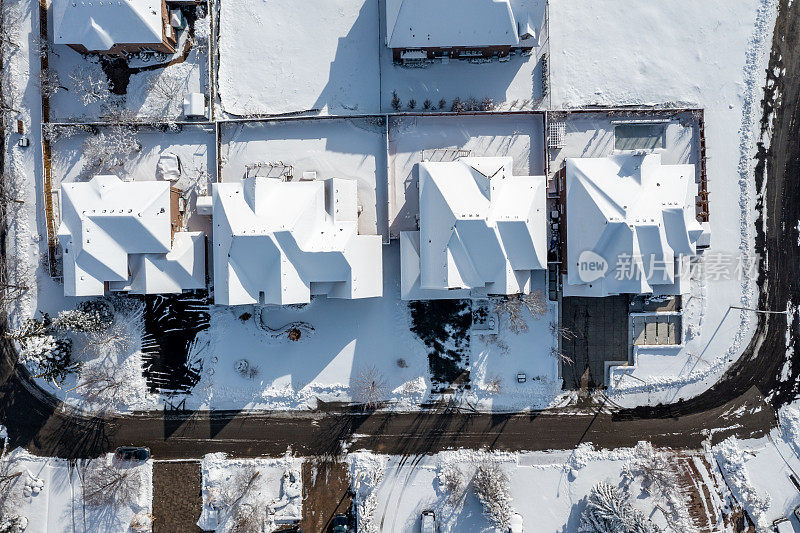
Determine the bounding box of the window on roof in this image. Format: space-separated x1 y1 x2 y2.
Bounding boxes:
614 123 666 151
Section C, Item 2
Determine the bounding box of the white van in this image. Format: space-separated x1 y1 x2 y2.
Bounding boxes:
421 510 436 533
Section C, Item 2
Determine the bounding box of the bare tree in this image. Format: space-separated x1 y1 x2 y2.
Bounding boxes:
352 366 388 410
99 103 138 123
146 70 184 103
81 124 141 174
623 442 677 498
438 461 465 504
522 290 548 317
83 318 139 358
550 346 574 365
550 321 579 341
82 460 138 508
69 67 110 106
70 364 128 413
38 68 64 99
0 0 22 50
622 442 689 530
206 465 264 531
579 481 659 533
495 291 548 334
484 374 502 394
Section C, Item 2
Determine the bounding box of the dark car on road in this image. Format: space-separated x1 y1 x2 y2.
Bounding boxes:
114 446 150 462
331 514 348 533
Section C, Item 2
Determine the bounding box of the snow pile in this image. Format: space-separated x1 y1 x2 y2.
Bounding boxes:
713 437 771 530
199 452 302 532
567 442 636 471
348 452 388 533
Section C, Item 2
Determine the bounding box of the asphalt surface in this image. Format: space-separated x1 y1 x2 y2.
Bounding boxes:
0 0 798 460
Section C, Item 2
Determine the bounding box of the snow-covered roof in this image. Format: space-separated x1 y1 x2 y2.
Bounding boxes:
57 174 205 296
52 0 165 51
211 176 383 306
564 153 704 297
400 157 547 300
385 0 520 49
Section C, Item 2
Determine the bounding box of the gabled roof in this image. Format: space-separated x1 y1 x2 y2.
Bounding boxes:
564 153 704 297
211 177 382 306
385 0 520 49
401 157 547 300
57 175 205 296
52 0 165 51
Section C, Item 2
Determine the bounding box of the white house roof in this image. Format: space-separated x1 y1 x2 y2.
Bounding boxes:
52 0 164 51
57 174 205 296
211 177 382 306
564 153 704 297
400 157 547 300
385 0 520 49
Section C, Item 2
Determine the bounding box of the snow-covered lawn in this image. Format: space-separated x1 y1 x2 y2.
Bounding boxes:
47 7 210 121
217 0 547 116
198 453 302 532
547 0 778 405
348 443 703 533
220 118 388 238
0 448 153 533
218 0 380 116
186 243 562 411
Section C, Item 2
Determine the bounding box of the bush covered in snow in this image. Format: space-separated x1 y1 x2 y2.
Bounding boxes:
0 514 27 533
579 481 660 533
9 314 77 384
472 463 514 529
54 308 110 334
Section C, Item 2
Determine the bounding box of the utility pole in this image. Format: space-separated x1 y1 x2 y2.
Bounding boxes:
730 305 789 315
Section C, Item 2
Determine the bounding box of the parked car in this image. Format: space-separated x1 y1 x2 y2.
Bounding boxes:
508 513 524 532
773 517 793 533
331 513 348 533
114 447 150 462
421 509 436 533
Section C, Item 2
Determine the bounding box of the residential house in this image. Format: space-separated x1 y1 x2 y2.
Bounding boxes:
400 156 548 300
211 176 383 306
52 0 177 55
57 174 205 296
385 0 533 62
562 153 709 297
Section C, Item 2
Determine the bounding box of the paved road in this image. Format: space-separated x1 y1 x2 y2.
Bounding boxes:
1 0 798 460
